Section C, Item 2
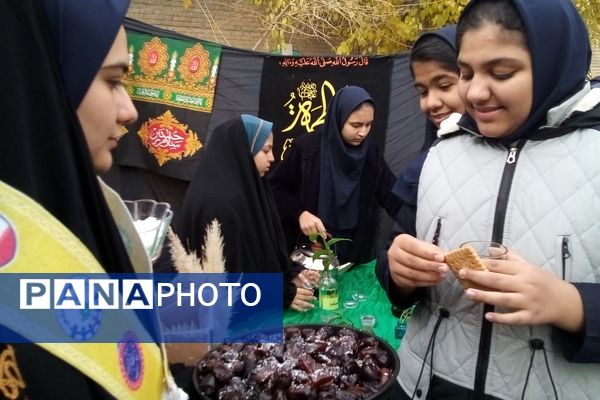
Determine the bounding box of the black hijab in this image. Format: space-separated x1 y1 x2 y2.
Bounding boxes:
317 86 375 231
0 0 133 273
43 0 129 109
177 117 291 276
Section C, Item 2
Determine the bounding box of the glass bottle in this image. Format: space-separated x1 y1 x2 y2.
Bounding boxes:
318 256 339 312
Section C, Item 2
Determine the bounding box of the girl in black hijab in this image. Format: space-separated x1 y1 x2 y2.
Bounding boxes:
0 1 188 398
177 115 317 312
270 86 402 265
0 1 134 276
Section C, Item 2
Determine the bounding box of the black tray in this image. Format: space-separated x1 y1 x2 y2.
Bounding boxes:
193 323 400 400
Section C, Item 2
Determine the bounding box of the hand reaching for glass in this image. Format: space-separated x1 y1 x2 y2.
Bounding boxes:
290 287 316 312
293 269 320 290
290 269 320 312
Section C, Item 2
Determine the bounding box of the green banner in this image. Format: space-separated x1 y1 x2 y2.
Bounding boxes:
125 31 221 113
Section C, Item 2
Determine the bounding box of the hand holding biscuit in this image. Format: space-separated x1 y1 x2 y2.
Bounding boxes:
456 249 584 333
445 245 491 290
444 241 507 291
388 234 448 292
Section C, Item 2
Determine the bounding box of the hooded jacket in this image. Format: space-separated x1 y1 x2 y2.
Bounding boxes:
397 1 600 399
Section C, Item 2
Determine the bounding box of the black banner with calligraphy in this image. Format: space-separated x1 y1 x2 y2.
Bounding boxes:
259 56 393 166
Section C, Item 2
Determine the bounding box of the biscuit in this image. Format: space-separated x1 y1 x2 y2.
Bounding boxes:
444 245 490 290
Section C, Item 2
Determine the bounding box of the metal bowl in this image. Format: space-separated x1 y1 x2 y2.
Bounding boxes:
290 245 353 274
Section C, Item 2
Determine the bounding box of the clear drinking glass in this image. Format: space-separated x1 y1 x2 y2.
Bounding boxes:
360 314 376 333
351 279 368 302
459 241 508 259
342 299 358 309
124 199 173 261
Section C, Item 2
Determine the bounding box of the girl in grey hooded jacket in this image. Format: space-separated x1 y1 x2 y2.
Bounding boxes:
387 0 600 398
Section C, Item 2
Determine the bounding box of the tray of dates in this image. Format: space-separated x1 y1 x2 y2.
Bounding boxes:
193 324 400 400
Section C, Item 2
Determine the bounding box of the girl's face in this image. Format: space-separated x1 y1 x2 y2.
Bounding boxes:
77 26 138 172
253 132 275 177
457 23 532 139
341 103 374 146
413 61 464 127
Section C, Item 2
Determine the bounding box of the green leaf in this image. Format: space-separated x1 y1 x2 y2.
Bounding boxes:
308 233 321 243
325 237 352 249
311 249 331 258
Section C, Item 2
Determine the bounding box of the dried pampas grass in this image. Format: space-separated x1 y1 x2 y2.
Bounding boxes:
167 227 201 273
167 218 226 273
200 219 226 273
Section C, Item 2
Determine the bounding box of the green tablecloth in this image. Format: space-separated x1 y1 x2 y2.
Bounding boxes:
283 260 401 349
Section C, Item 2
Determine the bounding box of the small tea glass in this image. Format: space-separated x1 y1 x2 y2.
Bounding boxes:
360 314 376 333
459 241 508 259
342 299 358 309
296 270 318 307
351 279 368 303
124 199 173 262
300 280 317 308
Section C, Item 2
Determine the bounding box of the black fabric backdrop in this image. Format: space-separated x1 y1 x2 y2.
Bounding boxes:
259 56 393 167
103 17 426 240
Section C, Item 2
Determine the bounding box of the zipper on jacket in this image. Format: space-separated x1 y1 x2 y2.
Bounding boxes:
473 140 525 398
432 218 442 246
506 147 517 164
561 236 571 280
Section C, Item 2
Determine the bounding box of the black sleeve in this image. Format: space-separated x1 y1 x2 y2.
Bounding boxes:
374 216 424 308
283 281 298 309
373 155 403 219
269 144 305 225
553 282 600 362
282 260 304 309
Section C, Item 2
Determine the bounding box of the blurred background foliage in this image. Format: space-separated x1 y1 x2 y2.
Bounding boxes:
180 0 598 55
